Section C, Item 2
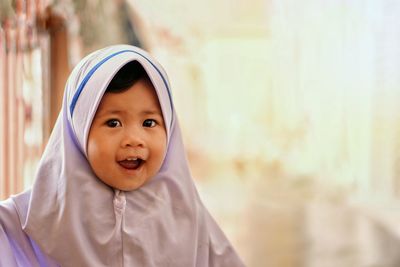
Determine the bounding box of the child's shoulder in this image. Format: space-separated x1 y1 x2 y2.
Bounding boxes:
0 191 59 266
0 196 19 225
0 190 36 247
0 191 29 226
0 196 25 266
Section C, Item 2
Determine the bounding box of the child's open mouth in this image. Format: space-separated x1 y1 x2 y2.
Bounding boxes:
118 158 143 170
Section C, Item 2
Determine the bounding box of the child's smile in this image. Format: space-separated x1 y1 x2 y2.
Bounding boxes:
118 157 143 170
87 78 167 191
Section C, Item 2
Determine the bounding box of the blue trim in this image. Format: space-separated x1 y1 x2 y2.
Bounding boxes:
69 50 174 127
70 50 129 115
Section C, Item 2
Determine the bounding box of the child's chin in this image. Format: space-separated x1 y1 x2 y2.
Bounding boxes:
114 181 147 192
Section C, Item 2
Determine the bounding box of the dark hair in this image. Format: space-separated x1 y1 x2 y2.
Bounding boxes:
106 61 150 93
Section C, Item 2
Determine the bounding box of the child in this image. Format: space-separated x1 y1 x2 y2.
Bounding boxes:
0 45 245 266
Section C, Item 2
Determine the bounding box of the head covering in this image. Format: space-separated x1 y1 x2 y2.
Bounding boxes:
12 45 245 266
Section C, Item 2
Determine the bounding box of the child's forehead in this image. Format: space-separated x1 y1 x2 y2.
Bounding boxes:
95 81 163 116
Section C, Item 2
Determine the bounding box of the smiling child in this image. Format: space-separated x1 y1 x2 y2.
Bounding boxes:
0 45 245 267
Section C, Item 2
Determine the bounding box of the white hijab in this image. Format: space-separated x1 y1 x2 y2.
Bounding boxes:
13 45 245 267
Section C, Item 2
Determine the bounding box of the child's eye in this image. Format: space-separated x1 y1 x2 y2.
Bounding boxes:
143 119 156 128
106 119 122 128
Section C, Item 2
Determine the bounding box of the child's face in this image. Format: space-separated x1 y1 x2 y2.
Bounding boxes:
87 78 167 191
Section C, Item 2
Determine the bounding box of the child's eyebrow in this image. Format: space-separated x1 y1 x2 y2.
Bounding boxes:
97 109 163 117
140 110 163 116
97 109 125 117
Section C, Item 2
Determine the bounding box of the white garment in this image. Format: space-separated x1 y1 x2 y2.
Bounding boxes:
2 45 245 267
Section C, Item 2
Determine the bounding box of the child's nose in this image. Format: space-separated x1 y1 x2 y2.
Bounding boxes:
121 130 145 148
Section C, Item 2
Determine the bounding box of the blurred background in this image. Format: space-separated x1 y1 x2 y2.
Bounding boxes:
1 0 400 266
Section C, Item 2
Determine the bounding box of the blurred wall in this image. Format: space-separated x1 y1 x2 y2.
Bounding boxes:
0 0 51 199
130 0 400 202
